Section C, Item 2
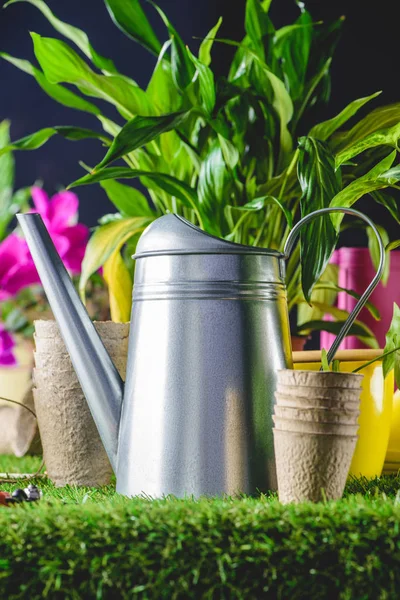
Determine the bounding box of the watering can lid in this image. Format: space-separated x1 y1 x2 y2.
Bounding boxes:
133 214 281 259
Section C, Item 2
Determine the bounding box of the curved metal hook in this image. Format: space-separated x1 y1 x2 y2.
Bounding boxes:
283 207 385 365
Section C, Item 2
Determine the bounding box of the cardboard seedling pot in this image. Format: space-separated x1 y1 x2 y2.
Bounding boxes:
274 405 360 424
272 415 359 436
275 383 362 403
32 320 129 487
277 369 363 389
273 428 358 503
34 320 130 360
274 391 360 411
33 388 113 487
33 353 128 380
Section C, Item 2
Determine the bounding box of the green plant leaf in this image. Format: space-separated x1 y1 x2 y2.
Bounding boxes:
0 52 101 116
198 143 232 235
311 281 381 321
199 17 223 67
297 263 339 326
297 136 340 303
231 195 292 226
152 3 195 91
68 167 201 221
80 216 153 297
103 245 133 323
245 0 272 59
335 121 400 167
217 135 240 170
94 111 191 170
334 103 400 149
330 151 398 228
386 240 400 252
187 47 216 115
309 91 382 141
0 120 15 239
296 319 379 348
273 9 313 102
105 0 161 56
146 41 181 114
100 179 155 217
321 348 330 372
31 34 152 119
382 303 400 386
367 224 390 286
5 0 117 72
370 190 400 225
249 58 294 163
0 126 111 156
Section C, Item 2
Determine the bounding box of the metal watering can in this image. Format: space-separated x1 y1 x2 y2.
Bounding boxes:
17 207 384 497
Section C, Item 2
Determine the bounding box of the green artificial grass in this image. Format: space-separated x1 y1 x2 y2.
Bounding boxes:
1 456 400 599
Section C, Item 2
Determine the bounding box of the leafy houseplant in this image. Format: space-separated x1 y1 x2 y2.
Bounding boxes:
2 0 400 342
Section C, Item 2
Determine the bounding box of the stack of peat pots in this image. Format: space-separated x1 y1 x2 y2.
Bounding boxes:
273 369 363 503
32 320 129 487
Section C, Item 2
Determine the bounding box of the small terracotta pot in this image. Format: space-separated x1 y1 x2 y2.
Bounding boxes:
273 428 358 503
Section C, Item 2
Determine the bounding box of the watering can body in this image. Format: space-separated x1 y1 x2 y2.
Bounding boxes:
17 209 384 498
119 216 292 496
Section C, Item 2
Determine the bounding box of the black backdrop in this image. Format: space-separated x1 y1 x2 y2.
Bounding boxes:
0 0 398 238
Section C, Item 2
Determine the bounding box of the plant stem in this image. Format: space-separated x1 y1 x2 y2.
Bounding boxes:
352 345 400 374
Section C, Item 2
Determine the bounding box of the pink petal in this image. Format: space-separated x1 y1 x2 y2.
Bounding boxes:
2 262 41 296
48 191 79 230
0 234 29 277
31 187 50 218
63 246 87 274
0 328 15 353
0 351 17 367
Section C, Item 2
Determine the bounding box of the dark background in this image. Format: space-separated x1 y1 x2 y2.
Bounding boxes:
0 0 398 238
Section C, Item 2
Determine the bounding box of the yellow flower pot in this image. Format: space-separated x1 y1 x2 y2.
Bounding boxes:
292 349 394 478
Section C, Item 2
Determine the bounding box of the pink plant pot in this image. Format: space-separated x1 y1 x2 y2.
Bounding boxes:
321 248 400 351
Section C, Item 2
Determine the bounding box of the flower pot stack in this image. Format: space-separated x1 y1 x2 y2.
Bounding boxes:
273 369 363 503
32 320 129 487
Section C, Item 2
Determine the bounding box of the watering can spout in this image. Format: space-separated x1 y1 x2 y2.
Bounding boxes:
17 213 124 472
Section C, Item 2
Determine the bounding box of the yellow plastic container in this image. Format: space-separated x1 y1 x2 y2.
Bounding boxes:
292 349 394 478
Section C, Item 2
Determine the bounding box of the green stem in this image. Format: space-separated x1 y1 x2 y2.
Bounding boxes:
352 345 400 374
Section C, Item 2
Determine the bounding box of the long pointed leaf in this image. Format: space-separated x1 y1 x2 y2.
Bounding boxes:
68 167 200 217
199 17 223 66
0 126 111 156
0 121 15 239
330 151 398 228
151 3 195 91
100 179 155 217
105 0 161 56
335 121 400 167
186 48 216 115
31 34 152 119
80 216 152 296
103 247 133 323
0 52 101 116
94 111 191 170
5 0 117 72
297 136 340 302
310 91 382 141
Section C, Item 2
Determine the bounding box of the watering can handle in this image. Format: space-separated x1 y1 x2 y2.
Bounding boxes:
283 207 385 365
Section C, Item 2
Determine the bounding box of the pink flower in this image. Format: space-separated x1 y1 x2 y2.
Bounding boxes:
0 233 40 301
30 187 89 274
0 324 17 367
